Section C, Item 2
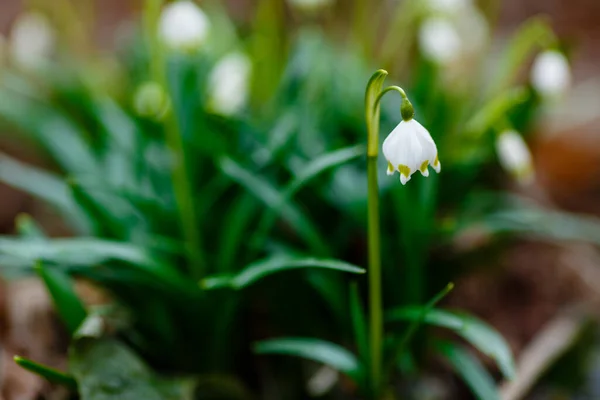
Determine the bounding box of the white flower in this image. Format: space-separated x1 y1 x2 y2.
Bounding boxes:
383 118 441 185
9 12 56 70
495 130 534 184
158 1 209 51
427 0 471 14
208 52 251 116
530 50 570 98
418 17 462 65
287 0 334 13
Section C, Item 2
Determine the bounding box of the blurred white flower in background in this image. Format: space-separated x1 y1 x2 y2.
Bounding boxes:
495 130 535 184
383 117 441 185
427 0 471 14
531 50 571 99
287 0 335 13
133 81 170 120
158 0 210 51
420 0 488 66
208 52 251 116
418 17 462 65
9 12 56 70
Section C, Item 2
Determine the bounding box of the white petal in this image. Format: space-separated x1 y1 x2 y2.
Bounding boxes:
400 173 410 185
531 50 570 98
414 120 437 163
382 120 424 175
159 1 210 51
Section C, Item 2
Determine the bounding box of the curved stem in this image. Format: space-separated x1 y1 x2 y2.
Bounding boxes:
374 86 408 112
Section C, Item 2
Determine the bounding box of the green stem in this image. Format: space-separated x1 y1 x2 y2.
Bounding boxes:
144 0 205 279
367 155 382 395
364 70 388 396
365 71 415 396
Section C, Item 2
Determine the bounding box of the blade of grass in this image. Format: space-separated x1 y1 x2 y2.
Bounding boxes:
219 157 328 255
35 261 87 335
254 337 363 383
435 340 500 400
384 283 454 375
385 307 515 379
14 356 77 389
201 256 365 290
0 153 92 233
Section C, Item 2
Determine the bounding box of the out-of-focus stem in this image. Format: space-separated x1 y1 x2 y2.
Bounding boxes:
144 0 205 280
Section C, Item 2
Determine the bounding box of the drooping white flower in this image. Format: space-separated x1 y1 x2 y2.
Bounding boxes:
383 117 441 185
208 52 251 116
158 1 210 51
9 12 56 70
495 130 534 184
418 17 462 65
287 0 334 13
530 50 571 98
427 0 471 14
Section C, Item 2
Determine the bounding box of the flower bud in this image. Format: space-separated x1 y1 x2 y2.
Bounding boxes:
400 98 414 121
133 81 170 120
158 1 210 52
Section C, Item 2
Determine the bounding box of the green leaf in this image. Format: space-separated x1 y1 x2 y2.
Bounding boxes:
435 340 500 400
217 194 259 273
385 283 454 372
254 338 362 382
14 356 77 389
385 307 515 379
0 153 91 233
349 282 368 366
35 261 87 335
0 87 99 174
201 256 365 290
219 157 327 255
0 238 185 288
251 144 364 253
364 69 388 155
465 88 528 138
287 144 365 194
15 214 46 239
487 16 555 97
479 206 600 246
70 338 195 400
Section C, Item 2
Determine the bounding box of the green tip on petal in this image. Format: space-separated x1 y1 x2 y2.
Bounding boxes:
398 165 411 177
420 160 429 173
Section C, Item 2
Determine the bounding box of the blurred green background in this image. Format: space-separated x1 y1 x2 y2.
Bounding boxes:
0 0 599 399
